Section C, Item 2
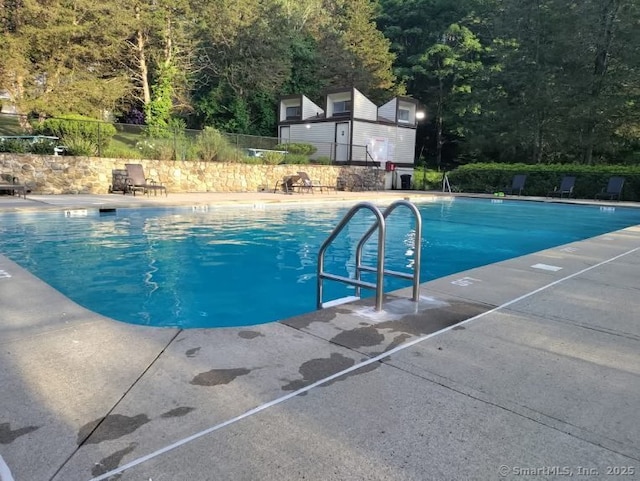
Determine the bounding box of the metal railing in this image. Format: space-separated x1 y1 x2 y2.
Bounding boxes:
317 200 422 311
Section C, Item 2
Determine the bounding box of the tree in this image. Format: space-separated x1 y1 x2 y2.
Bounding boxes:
474 0 640 164
116 0 195 122
379 0 478 165
318 0 401 102
416 24 485 169
1 0 132 117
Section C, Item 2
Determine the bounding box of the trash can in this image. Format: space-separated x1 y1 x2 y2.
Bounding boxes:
400 174 412 190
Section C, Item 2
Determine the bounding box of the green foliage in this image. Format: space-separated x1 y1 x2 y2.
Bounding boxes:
0 114 24 136
4 0 639 168
102 145 143 160
0 137 56 155
145 64 178 138
194 127 240 162
136 139 175 161
314 156 332 165
280 35 325 100
319 0 401 101
0 139 28 153
241 156 264 165
281 153 310 165
65 136 97 157
262 151 286 165
32 115 116 154
28 139 57 155
448 163 640 200
413 168 446 190
275 142 317 155
1 0 131 117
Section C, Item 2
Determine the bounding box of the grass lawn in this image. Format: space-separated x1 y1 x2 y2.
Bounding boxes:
0 114 25 135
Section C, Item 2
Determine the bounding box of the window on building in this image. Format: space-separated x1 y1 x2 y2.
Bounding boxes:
285 106 301 120
398 108 411 123
333 100 352 116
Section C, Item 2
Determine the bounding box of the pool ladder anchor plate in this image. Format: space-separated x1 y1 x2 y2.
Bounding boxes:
317 200 422 311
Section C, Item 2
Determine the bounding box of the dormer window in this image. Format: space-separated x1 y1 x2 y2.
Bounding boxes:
333 100 351 116
398 108 410 123
286 106 301 120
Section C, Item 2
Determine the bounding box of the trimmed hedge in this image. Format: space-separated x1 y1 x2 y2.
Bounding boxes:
32 114 116 155
447 163 640 201
275 142 317 156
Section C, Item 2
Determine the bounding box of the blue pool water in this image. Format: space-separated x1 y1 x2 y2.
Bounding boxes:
1 198 639 329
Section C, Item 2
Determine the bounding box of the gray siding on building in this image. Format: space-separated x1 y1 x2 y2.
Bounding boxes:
354 89 378 121
352 122 416 164
302 96 324 120
393 126 417 163
378 98 397 122
288 122 338 159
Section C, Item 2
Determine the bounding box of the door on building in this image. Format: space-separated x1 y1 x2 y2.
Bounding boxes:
279 126 290 144
335 122 350 162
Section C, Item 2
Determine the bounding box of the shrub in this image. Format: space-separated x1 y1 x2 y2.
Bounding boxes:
64 136 96 156
262 151 285 165
29 138 57 155
275 142 317 156
194 127 239 162
0 138 28 153
136 138 175 160
314 156 332 165
103 145 143 159
241 156 263 165
413 168 446 190
32 114 116 154
447 163 640 201
281 153 310 165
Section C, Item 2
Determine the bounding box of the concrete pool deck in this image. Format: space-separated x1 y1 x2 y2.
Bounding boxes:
1 191 639 481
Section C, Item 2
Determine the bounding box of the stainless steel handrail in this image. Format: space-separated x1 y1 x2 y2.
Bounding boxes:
354 200 422 302
317 202 386 310
317 200 423 312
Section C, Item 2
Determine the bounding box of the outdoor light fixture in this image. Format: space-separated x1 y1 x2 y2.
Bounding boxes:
416 111 426 121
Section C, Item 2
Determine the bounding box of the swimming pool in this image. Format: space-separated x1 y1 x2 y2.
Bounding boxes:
1 198 639 328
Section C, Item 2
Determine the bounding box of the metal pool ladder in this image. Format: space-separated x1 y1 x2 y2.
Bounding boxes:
317 200 422 311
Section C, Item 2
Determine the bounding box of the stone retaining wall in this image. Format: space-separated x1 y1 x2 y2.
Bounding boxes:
0 154 385 194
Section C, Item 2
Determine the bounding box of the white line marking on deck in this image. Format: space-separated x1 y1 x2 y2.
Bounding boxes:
451 276 481 287
560 247 577 253
0 455 16 481
87 246 640 481
0 270 11 279
531 263 563 272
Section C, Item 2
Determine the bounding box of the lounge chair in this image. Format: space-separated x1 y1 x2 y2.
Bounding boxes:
504 174 527 196
124 164 167 196
273 174 301 194
0 174 27 199
297 171 336 193
547 176 576 198
595 176 625 201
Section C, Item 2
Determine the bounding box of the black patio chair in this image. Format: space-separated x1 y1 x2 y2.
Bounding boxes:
595 176 625 201
504 174 527 196
547 176 576 199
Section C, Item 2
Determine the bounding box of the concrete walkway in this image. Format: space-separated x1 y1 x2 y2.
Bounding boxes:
1 192 639 481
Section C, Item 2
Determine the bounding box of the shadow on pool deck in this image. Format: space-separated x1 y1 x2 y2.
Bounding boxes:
1 193 639 481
